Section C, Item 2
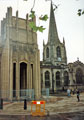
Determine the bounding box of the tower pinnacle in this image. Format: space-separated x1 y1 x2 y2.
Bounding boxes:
48 2 59 44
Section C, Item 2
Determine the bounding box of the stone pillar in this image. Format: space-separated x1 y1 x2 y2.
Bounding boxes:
69 73 73 85
34 51 41 99
16 62 20 99
27 63 31 89
27 63 29 89
50 70 52 90
43 71 45 88
61 70 64 86
30 64 33 89
51 69 54 93
53 71 56 91
9 49 13 100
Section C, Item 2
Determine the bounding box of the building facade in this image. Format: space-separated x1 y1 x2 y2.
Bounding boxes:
0 7 41 100
68 60 84 87
0 4 84 100
40 3 69 92
40 3 84 92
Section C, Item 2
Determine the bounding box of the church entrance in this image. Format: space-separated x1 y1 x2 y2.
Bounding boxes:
20 62 27 90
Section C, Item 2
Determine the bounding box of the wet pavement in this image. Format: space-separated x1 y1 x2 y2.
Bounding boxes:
0 112 84 120
0 92 84 119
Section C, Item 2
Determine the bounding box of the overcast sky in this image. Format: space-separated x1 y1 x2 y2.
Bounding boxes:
0 0 84 63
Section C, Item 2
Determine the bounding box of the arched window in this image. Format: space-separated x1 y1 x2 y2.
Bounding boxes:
56 46 61 58
46 47 49 58
76 68 83 84
56 71 60 86
45 71 50 88
64 71 69 86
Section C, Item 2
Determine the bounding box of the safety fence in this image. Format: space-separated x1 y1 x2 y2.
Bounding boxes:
0 89 34 101
41 88 49 98
0 88 50 101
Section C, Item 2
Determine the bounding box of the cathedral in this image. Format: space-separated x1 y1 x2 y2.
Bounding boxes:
40 3 84 92
0 3 84 100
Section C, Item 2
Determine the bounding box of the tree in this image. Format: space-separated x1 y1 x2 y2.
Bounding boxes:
23 0 58 32
23 0 49 32
77 9 84 16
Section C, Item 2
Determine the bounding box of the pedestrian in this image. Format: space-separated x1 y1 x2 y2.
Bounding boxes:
67 88 71 97
77 89 80 102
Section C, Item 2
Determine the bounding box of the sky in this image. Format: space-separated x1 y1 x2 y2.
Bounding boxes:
0 0 84 63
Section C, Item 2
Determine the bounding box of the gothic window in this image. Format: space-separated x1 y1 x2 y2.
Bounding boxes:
76 68 83 84
56 71 60 86
45 71 50 88
46 47 49 58
64 71 69 86
56 46 61 58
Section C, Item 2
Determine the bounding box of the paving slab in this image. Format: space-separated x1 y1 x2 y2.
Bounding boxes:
0 92 84 119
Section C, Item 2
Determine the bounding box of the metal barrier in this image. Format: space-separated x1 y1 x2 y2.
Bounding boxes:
0 89 34 101
20 89 34 100
0 89 49 101
41 88 49 98
31 101 45 116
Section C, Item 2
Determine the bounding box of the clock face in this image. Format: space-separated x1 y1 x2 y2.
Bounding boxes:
58 57 61 61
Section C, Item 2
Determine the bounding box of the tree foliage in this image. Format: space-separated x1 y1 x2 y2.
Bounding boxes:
24 0 48 32
24 0 59 32
29 10 47 32
77 9 84 16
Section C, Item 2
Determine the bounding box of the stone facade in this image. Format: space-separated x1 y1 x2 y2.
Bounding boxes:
40 3 84 92
0 7 41 99
40 3 68 92
68 60 84 86
0 4 84 100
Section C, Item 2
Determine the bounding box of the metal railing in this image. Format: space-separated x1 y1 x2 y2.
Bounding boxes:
0 89 34 101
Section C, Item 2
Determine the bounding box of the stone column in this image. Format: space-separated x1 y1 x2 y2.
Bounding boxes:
16 62 20 99
9 60 13 100
69 73 73 85
53 71 56 91
27 63 31 89
61 70 64 86
51 69 54 93
27 63 29 89
43 71 45 88
30 64 33 89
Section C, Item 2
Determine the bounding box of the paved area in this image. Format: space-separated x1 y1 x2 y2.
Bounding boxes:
0 92 84 119
0 113 84 120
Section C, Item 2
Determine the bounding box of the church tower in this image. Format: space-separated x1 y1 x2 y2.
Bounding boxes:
0 7 41 100
41 2 68 92
43 3 67 65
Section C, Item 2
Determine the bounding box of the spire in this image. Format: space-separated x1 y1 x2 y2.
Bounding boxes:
48 2 59 44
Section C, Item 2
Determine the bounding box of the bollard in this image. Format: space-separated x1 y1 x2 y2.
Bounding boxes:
24 99 27 110
0 98 3 109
